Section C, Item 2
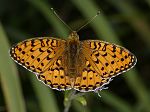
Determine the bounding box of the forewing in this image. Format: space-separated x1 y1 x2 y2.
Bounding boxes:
10 37 65 74
81 40 137 78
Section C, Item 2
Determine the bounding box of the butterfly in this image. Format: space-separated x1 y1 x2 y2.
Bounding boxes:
9 31 137 92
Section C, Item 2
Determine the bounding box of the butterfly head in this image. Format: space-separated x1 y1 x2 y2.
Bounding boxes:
68 31 79 41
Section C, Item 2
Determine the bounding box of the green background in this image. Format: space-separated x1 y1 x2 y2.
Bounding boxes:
0 0 150 112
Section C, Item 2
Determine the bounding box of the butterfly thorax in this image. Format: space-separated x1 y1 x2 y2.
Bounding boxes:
66 31 80 77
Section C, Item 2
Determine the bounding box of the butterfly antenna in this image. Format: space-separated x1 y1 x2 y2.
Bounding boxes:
51 8 73 32
76 10 100 32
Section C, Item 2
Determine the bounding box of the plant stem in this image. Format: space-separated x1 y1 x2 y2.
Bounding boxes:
63 90 85 112
64 90 76 112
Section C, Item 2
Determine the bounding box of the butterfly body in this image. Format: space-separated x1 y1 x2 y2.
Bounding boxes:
66 31 80 78
10 31 137 92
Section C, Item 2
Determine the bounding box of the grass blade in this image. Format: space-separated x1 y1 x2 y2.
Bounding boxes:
125 70 150 112
109 0 150 48
100 91 133 112
27 0 69 38
29 73 59 112
72 0 120 44
0 22 26 112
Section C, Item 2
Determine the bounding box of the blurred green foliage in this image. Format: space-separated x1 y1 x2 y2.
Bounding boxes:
0 0 150 112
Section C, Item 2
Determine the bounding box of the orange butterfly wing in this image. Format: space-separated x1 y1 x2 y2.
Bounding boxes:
73 40 137 92
10 37 72 90
38 52 73 91
74 53 110 92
